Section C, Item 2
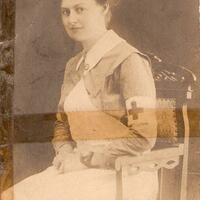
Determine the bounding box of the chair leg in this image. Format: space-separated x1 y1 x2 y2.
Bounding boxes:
116 168 123 200
180 104 190 200
180 155 188 200
158 168 164 200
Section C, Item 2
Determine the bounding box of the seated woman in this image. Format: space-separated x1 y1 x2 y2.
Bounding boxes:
2 0 158 199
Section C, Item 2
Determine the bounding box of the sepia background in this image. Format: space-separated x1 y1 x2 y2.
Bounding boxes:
0 0 200 199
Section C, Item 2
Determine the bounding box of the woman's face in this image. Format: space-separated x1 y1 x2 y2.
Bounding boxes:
61 0 108 43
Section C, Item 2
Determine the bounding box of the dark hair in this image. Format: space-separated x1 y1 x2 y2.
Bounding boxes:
95 0 120 26
95 0 107 6
95 0 120 7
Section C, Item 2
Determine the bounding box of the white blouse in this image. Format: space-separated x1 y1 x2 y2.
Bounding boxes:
64 78 98 113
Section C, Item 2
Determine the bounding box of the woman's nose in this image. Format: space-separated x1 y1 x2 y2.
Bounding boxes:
68 10 78 24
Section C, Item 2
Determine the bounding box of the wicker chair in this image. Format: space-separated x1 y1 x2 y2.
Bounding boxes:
115 54 196 200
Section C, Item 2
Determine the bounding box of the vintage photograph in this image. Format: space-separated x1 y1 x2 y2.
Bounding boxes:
0 0 200 200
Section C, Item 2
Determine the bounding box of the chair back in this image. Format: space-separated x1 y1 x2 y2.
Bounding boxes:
147 54 196 147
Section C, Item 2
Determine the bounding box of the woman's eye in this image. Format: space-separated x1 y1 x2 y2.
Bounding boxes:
75 7 84 14
62 9 70 16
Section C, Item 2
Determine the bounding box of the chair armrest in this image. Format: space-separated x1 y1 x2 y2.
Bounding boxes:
115 144 184 172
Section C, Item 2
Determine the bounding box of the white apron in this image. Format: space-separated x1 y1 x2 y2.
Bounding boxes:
2 79 158 200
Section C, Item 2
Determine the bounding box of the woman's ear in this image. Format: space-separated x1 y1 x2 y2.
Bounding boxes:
102 3 110 15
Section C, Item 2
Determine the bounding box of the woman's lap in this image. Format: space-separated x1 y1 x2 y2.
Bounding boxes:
2 166 158 200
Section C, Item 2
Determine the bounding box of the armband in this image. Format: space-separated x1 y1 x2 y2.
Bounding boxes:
125 96 156 126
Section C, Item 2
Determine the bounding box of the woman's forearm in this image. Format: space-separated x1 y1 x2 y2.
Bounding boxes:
52 113 75 153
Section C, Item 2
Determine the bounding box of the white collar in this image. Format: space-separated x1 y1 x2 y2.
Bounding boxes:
76 30 125 72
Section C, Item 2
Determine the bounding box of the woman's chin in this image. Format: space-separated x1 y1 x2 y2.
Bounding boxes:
68 32 87 43
71 37 84 43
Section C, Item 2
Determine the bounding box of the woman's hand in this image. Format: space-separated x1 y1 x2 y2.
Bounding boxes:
52 146 87 173
80 151 116 169
52 153 74 174
52 153 65 174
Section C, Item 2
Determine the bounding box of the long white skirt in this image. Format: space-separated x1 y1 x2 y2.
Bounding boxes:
2 162 158 200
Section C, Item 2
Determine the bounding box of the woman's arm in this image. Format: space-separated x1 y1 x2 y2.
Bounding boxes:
81 52 158 169
52 111 75 154
52 59 77 154
105 52 157 157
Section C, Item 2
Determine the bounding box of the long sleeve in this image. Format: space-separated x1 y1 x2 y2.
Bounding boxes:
52 60 77 154
105 53 157 157
52 98 75 153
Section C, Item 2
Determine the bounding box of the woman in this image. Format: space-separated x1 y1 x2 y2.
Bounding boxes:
2 0 158 199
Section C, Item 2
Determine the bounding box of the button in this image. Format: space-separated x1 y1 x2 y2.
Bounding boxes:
84 64 90 70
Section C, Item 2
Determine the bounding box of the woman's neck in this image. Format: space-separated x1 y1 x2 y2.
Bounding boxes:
82 29 108 52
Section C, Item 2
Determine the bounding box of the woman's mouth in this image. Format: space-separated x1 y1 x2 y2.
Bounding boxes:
70 27 83 31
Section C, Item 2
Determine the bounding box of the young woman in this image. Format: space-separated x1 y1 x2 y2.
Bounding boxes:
2 0 158 199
